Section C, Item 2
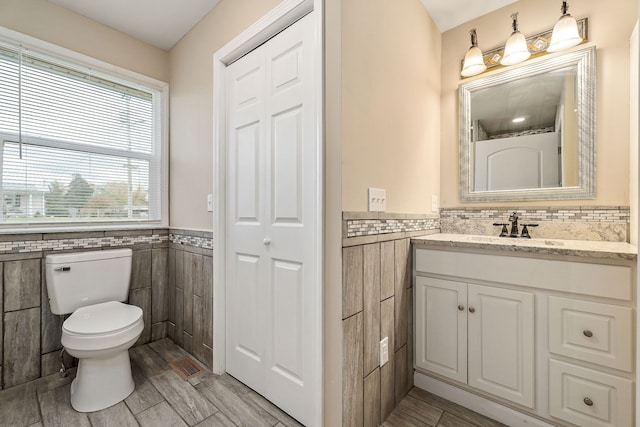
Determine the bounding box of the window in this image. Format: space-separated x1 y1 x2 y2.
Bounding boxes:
0 39 165 225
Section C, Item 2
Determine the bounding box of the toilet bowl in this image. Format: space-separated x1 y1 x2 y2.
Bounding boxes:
62 301 143 412
45 249 143 413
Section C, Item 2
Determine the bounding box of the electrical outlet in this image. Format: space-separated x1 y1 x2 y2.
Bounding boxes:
207 194 213 212
380 337 389 366
368 188 386 212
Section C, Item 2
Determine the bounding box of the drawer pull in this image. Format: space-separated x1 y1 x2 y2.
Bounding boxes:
458 305 465 311
468 307 476 313
583 397 594 407
583 329 594 338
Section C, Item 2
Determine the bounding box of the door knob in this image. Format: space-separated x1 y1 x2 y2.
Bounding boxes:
263 238 271 246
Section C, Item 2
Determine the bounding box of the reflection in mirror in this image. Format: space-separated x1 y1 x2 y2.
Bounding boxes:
459 46 595 202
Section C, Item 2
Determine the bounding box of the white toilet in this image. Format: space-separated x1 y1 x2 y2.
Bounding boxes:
45 248 144 413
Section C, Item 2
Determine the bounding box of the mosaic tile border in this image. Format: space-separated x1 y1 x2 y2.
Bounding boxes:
440 206 630 224
0 232 168 254
344 214 440 238
169 230 213 251
0 227 217 255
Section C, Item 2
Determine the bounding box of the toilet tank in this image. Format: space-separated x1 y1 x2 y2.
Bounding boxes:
45 249 133 315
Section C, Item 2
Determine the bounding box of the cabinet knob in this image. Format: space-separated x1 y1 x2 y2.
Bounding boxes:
583 329 594 338
583 397 594 407
458 305 465 311
468 307 475 313
263 238 271 246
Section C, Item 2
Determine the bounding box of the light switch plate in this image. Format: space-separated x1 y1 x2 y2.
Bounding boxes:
207 194 213 212
368 188 386 212
431 194 439 212
380 336 389 366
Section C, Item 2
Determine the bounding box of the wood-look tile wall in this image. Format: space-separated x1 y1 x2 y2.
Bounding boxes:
342 238 414 426
0 230 169 390
167 231 213 369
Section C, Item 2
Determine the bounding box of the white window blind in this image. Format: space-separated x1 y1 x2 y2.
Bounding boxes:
0 42 163 225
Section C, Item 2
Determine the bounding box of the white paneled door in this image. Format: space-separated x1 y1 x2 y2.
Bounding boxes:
225 12 317 426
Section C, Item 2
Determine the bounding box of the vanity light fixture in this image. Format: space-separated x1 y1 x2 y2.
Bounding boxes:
459 8 587 77
547 1 582 52
461 29 487 77
501 13 531 66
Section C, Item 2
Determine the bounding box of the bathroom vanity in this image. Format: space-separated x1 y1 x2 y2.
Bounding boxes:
412 234 637 427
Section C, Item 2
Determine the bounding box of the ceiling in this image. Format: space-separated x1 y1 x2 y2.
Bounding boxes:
48 0 222 50
47 0 519 51
419 0 519 32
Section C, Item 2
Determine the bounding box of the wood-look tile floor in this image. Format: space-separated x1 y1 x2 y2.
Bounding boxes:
0 338 505 427
382 388 507 427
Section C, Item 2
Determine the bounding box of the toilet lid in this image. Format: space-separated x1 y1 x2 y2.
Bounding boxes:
63 301 143 335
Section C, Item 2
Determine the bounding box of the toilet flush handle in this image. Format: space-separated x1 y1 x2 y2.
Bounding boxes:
53 266 71 272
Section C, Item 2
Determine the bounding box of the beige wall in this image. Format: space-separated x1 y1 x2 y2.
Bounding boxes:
630 21 638 245
441 0 638 208
341 0 441 213
325 0 344 425
168 0 281 230
0 0 168 83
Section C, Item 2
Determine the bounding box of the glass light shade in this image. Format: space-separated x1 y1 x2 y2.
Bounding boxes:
461 46 486 77
501 31 531 65
548 14 582 52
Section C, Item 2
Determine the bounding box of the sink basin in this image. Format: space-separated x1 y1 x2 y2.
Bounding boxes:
461 235 505 243
459 235 565 247
448 234 564 247
542 239 565 246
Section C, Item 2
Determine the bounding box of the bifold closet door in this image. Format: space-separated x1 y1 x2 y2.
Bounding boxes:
225 12 318 426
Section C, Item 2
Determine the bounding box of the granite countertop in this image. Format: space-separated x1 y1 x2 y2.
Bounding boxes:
412 233 638 261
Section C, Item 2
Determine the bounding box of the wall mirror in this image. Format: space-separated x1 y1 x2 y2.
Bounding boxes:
459 45 595 202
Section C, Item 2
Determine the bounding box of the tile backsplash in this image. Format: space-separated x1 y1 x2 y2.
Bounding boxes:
343 212 440 247
440 206 630 242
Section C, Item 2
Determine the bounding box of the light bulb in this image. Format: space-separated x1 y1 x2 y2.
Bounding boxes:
548 1 582 53
461 29 486 77
501 13 530 66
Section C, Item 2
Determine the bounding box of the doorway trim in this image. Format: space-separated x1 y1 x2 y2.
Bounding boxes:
212 0 323 425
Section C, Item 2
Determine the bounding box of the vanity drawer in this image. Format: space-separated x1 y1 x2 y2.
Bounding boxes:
549 359 633 427
548 296 633 371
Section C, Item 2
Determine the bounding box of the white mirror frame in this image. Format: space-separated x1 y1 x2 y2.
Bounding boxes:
459 45 596 202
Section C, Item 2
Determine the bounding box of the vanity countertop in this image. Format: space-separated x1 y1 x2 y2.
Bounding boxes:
412 233 637 261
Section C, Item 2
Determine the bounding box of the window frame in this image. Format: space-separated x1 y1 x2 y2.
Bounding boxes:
0 26 169 231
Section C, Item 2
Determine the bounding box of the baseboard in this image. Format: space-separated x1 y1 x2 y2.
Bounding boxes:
414 372 555 427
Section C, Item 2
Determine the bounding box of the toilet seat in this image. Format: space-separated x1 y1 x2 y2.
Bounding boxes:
62 301 143 352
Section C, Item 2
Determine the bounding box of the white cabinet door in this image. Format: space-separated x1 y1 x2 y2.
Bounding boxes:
467 284 535 408
415 277 467 383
